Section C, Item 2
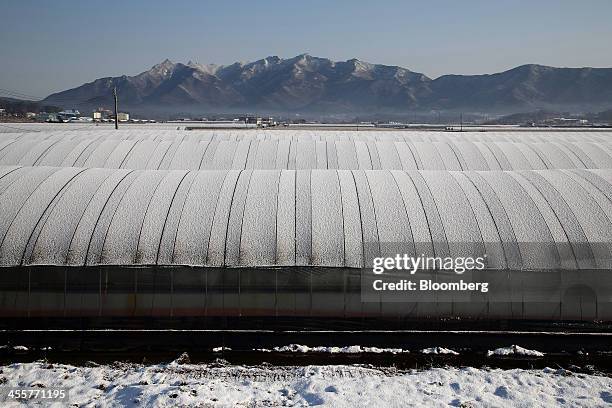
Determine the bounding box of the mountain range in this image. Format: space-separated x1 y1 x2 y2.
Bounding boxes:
43 54 612 115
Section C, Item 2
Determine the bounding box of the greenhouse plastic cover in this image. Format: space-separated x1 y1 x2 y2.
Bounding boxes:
1 165 612 270
1 129 612 171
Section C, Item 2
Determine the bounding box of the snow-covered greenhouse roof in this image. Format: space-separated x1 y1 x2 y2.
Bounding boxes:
1 164 612 269
1 130 612 170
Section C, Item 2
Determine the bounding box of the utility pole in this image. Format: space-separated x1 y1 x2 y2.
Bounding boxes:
113 87 119 130
460 113 463 132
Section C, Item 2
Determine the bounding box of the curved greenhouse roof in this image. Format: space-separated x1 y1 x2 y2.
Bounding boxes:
1 130 612 170
1 165 611 270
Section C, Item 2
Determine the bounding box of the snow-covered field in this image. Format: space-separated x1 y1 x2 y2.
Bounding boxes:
1 360 611 407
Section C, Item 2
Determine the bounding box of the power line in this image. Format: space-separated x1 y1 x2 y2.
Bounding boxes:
0 89 45 101
0 92 79 104
0 87 94 102
0 87 44 99
0 87 116 106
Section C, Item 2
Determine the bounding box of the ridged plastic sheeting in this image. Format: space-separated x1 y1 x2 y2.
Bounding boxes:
2 130 612 170
1 165 612 270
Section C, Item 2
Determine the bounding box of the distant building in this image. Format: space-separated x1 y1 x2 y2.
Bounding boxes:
258 117 276 127
58 109 80 116
57 109 80 122
543 117 589 127
37 112 59 122
26 112 37 119
93 108 113 121
106 111 130 122
238 116 259 124
238 115 276 127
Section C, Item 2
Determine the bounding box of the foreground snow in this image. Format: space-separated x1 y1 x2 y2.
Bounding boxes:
1 361 611 407
420 347 460 355
487 345 545 357
257 344 410 354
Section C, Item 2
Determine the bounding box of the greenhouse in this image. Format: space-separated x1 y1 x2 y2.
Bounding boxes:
0 130 610 327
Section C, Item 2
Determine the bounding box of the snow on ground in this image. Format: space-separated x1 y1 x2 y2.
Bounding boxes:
256 344 410 354
487 345 545 357
420 347 459 355
1 361 610 407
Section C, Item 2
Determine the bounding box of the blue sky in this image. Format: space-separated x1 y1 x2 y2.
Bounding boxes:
2 0 612 98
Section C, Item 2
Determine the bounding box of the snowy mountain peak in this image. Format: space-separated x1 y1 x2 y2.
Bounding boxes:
153 59 175 69
262 56 281 65
351 59 374 71
148 59 177 77
187 61 221 75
